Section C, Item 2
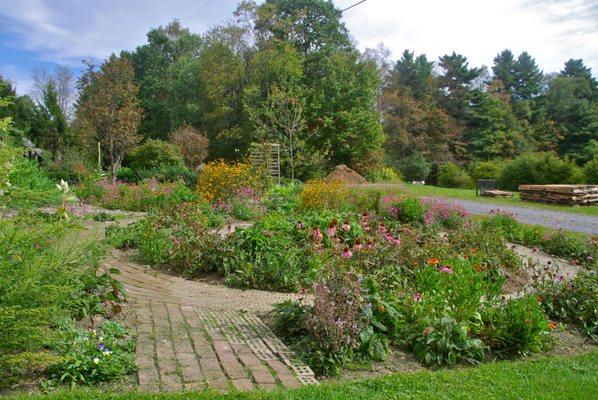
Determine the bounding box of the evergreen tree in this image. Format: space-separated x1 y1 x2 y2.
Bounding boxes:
438 52 482 120
492 49 516 94
512 52 543 100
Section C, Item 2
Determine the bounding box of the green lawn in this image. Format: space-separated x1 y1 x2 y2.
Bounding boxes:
15 351 598 400
371 183 598 217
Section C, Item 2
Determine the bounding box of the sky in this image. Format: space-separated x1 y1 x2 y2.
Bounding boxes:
1 0 597 95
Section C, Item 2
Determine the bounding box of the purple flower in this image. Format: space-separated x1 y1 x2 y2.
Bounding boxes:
412 293 423 302
296 221 304 230
438 265 453 274
341 247 353 259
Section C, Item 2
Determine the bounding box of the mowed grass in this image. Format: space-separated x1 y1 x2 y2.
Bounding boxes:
15 351 598 400
366 183 598 217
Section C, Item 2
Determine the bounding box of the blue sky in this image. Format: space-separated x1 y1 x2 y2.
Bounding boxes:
1 0 597 95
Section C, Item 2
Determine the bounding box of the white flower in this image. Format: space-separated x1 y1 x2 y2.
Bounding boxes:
103 350 112 356
93 357 100 364
99 336 104 342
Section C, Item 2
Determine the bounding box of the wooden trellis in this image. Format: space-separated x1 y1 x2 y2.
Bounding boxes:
250 143 281 184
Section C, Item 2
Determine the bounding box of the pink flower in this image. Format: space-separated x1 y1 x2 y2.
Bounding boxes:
296 221 304 230
312 227 323 243
392 238 401 246
412 293 423 302
366 239 374 250
341 247 353 259
342 220 351 232
353 239 363 251
327 226 337 237
438 265 453 274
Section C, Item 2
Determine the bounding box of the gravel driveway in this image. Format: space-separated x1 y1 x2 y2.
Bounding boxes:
441 198 597 235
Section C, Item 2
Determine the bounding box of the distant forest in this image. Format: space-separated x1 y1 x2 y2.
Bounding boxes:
1 0 597 181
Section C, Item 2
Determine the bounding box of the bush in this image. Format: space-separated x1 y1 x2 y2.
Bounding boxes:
389 197 426 224
367 166 402 183
133 165 197 186
400 153 432 182
584 158 598 184
536 272 598 341
438 162 473 188
46 320 136 387
498 153 584 191
197 159 265 202
169 125 209 169
298 179 348 211
481 297 550 357
469 159 506 183
127 139 185 171
45 149 94 183
77 179 197 212
0 142 60 208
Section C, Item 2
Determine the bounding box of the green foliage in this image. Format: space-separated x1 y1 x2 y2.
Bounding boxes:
437 162 473 188
367 166 402 183
498 152 584 191
413 316 484 366
584 158 598 183
76 179 197 212
400 153 432 181
391 197 426 224
469 159 506 182
481 297 550 357
537 272 598 341
127 139 185 171
46 320 136 387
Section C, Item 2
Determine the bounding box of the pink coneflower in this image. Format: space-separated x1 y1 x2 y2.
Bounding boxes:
438 265 453 274
341 247 353 259
366 239 374 250
296 221 304 230
312 227 323 243
353 238 363 251
412 293 423 302
327 223 337 237
342 220 351 232
363 224 371 232
392 238 401 246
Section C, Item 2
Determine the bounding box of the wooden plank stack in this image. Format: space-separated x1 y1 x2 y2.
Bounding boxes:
518 184 598 205
481 189 514 198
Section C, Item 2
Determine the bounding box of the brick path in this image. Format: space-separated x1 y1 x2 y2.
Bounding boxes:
103 249 316 392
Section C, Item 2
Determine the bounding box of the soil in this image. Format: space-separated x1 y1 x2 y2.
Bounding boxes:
325 164 368 185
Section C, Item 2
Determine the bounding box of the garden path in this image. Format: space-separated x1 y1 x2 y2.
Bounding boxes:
91 219 317 393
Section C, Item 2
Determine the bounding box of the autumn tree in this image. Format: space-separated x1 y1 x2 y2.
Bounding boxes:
169 125 209 168
75 55 143 181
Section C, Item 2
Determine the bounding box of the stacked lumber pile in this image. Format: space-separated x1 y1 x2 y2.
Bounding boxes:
519 184 598 205
481 189 514 198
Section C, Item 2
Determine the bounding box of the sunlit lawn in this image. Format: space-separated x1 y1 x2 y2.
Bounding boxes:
367 183 598 217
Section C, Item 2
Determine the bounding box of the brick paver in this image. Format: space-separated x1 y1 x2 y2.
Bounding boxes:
104 247 316 393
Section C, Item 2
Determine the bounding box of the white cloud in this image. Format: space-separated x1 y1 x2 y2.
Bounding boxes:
0 64 33 94
0 0 239 65
336 0 598 74
0 0 596 95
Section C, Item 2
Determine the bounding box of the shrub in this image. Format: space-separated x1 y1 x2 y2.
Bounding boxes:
367 166 402 183
133 164 197 186
498 152 584 191
46 320 136 387
389 197 426 224
438 162 473 188
197 159 265 202
298 179 348 211
77 179 196 212
400 153 431 182
264 184 301 212
127 139 185 171
584 158 598 184
469 159 506 183
0 144 60 209
45 149 94 183
169 125 209 168
480 296 550 357
536 272 598 341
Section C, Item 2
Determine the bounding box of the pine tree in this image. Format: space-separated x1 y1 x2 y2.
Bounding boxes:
492 49 516 94
512 52 543 100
